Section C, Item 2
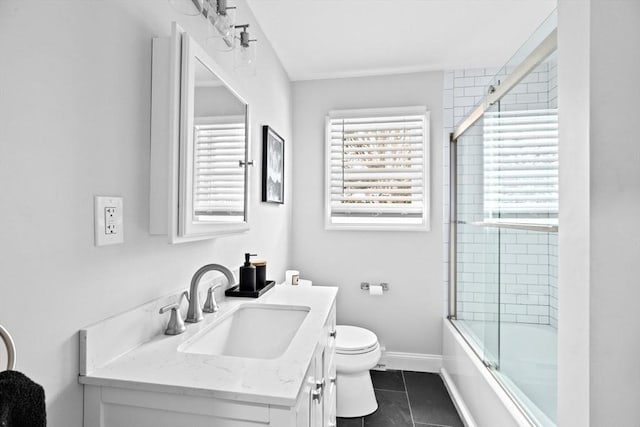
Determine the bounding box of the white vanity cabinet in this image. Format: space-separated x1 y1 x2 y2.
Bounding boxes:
80 288 338 427
298 301 337 427
321 302 338 427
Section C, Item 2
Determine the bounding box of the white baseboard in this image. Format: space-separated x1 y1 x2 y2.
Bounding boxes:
441 367 477 427
376 351 442 373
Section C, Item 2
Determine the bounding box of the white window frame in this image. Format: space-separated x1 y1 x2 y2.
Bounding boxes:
324 106 430 232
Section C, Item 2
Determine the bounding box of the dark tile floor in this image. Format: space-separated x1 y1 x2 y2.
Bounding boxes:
337 370 464 427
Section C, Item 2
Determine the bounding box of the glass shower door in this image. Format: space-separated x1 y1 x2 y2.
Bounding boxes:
486 66 559 426
454 118 500 369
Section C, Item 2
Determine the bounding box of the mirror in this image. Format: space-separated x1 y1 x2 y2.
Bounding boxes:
192 60 247 223
150 27 250 243
179 34 250 238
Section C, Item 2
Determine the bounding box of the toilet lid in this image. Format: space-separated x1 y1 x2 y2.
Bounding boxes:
335 325 379 354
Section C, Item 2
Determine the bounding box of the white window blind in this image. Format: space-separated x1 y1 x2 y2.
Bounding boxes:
326 107 429 230
483 109 558 216
193 118 245 221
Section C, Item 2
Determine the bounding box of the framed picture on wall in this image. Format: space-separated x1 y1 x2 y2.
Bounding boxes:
262 125 285 204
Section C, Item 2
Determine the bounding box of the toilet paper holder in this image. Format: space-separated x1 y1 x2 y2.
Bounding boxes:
360 282 389 291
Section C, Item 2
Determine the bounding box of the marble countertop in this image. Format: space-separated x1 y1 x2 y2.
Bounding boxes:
79 285 338 406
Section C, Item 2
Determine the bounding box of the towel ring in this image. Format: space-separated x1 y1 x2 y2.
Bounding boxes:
0 325 16 371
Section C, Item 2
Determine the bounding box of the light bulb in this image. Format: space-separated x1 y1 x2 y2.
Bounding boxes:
239 46 254 66
234 41 256 74
214 14 232 38
207 3 235 51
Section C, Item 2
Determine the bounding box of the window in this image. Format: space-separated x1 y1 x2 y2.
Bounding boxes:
325 107 430 231
193 116 246 222
483 109 558 218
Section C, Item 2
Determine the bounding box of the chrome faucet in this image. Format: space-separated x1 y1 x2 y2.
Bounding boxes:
159 291 189 335
186 264 236 323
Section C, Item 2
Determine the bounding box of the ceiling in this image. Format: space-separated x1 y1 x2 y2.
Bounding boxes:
245 0 556 81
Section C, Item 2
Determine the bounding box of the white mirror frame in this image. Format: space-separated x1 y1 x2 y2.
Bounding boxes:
150 24 250 243
178 33 250 239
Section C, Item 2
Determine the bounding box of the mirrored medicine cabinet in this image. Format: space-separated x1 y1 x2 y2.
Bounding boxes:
150 23 250 243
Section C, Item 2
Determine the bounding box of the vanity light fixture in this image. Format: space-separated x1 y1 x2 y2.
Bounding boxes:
169 0 258 62
207 0 236 51
234 24 257 70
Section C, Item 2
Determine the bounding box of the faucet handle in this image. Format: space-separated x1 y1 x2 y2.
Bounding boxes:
203 283 224 313
159 292 188 335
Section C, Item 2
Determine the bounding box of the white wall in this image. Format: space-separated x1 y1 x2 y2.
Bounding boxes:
557 1 590 424
589 1 640 422
0 1 292 426
291 72 444 358
558 0 640 425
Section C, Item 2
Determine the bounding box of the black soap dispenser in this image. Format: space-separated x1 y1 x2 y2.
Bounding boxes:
239 253 257 292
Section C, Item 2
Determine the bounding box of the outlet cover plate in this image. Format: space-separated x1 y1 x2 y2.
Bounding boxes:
94 196 124 246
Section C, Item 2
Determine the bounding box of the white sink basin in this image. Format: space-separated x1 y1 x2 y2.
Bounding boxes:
179 303 310 359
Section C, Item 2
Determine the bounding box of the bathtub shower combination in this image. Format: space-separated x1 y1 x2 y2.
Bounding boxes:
448 12 558 427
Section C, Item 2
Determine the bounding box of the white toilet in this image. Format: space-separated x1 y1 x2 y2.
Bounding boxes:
335 325 381 418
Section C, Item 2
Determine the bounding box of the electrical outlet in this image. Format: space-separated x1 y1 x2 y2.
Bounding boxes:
105 207 117 234
94 196 124 246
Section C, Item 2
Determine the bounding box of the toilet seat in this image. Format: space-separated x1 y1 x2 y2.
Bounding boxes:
336 325 379 355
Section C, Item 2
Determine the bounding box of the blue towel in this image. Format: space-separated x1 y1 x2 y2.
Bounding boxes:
0 370 46 427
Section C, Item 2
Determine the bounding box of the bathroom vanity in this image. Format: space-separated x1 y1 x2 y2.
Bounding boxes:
79 285 337 427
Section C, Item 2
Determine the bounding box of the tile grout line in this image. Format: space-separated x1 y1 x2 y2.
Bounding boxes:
402 370 417 427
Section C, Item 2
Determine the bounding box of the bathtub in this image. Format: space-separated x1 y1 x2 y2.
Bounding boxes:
441 320 556 427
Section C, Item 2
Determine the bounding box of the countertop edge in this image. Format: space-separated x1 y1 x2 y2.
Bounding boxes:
78 374 297 407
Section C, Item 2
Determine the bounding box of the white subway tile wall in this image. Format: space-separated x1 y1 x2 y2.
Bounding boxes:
443 60 559 328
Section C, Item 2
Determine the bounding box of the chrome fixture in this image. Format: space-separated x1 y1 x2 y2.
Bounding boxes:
234 24 257 69
235 24 256 49
360 282 389 292
203 282 226 313
0 324 16 370
169 0 257 62
159 291 189 335
186 264 236 323
312 378 324 403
